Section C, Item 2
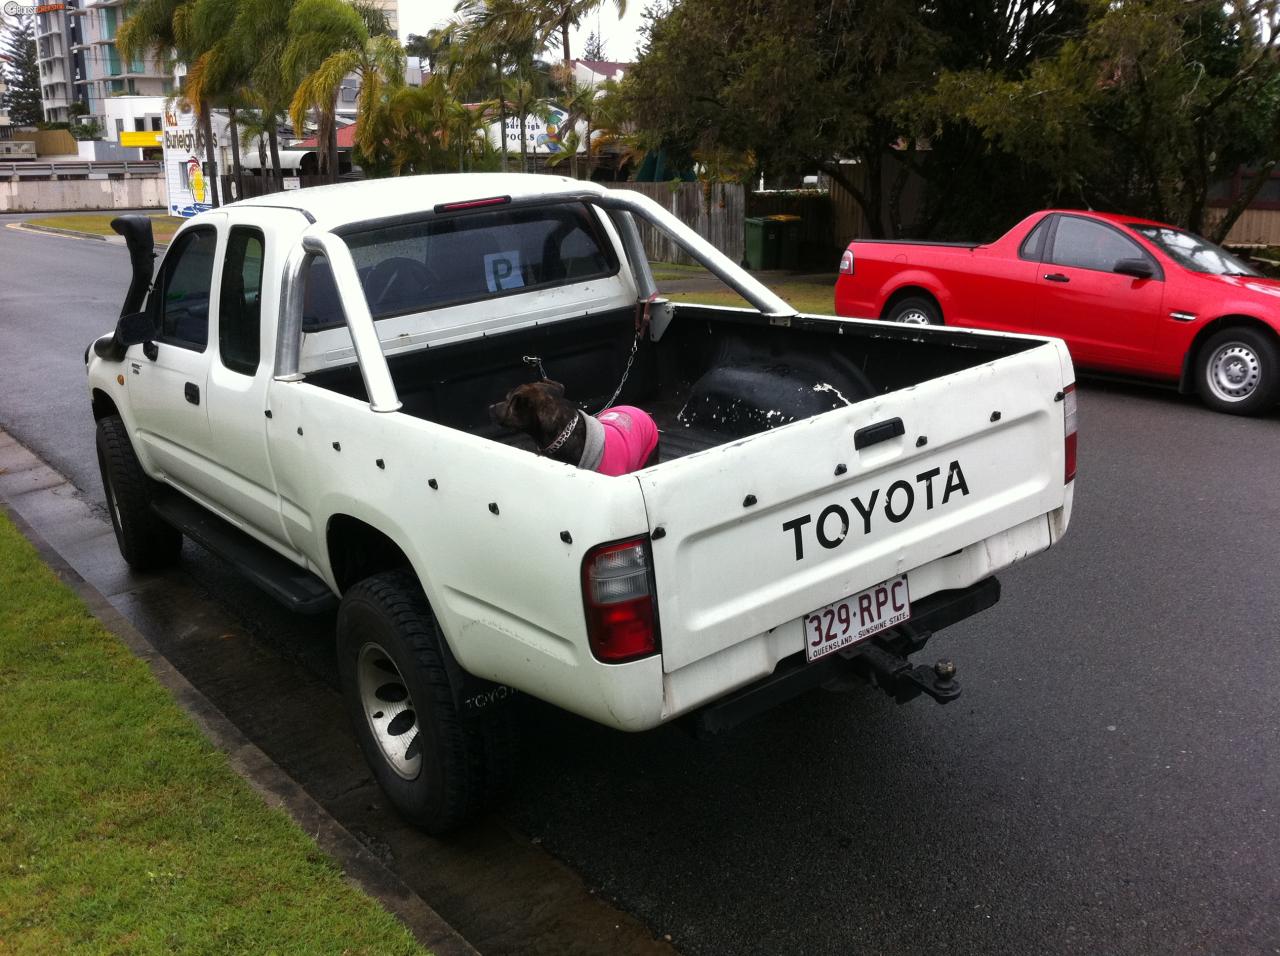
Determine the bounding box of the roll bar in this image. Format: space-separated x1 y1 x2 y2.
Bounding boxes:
273 187 797 407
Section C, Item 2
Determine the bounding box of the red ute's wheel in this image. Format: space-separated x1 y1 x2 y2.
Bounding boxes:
887 296 941 326
1195 327 1280 415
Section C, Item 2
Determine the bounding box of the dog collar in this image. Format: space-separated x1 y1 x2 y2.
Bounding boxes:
541 412 582 457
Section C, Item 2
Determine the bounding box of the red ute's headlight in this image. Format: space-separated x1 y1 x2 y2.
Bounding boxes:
1063 383 1078 483
839 249 854 275
581 537 659 663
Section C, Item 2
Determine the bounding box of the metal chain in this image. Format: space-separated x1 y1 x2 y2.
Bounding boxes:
527 295 653 415
594 333 641 413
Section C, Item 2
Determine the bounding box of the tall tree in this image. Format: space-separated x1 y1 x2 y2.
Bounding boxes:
455 0 551 172
405 27 453 72
229 0 297 187
1 15 44 127
118 0 222 207
536 0 625 69
627 0 936 236
184 0 259 198
581 29 605 62
285 0 405 183
917 0 1280 240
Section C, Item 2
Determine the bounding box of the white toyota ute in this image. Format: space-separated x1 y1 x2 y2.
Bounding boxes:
85 174 1077 831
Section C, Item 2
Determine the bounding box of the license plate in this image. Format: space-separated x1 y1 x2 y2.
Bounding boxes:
804 574 910 663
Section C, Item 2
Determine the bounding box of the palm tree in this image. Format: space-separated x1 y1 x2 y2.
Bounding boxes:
118 0 222 206
536 0 626 70
590 77 642 179
558 78 604 180
228 0 297 188
455 0 557 173
185 0 257 199
284 0 405 183
237 104 277 187
372 75 495 175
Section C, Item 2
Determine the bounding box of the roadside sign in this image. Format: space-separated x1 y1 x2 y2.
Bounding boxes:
162 103 215 218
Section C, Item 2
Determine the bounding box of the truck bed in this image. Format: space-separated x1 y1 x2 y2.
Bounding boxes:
305 302 1043 463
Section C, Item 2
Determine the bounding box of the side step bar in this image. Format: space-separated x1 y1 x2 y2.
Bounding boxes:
687 577 1000 737
151 494 337 614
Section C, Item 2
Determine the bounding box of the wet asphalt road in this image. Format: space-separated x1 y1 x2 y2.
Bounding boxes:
3 214 1280 955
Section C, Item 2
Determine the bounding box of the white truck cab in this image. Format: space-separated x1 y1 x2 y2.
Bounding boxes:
88 174 1076 831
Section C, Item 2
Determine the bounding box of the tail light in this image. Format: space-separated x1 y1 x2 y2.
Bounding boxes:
581 537 659 663
1063 383 1078 483
839 249 854 275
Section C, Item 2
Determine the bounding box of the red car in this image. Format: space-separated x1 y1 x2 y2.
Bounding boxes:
834 209 1280 415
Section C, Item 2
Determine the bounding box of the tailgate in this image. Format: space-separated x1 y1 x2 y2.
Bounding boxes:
638 341 1069 672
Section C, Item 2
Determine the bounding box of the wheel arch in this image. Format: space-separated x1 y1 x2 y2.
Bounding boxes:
326 513 415 596
91 388 121 421
881 285 943 322
1178 315 1280 394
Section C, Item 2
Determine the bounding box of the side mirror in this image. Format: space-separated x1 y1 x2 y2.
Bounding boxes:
1114 258 1155 280
116 311 155 346
92 311 154 362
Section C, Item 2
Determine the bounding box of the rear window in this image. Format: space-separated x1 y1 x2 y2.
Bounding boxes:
303 203 618 331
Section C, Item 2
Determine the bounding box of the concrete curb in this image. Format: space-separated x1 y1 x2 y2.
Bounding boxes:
20 222 112 241
0 430 478 956
13 221 171 247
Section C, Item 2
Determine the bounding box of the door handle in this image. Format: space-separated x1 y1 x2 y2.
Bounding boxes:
1044 273 1070 283
184 382 200 405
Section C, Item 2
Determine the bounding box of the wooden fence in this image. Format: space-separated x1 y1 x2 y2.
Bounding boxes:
605 181 744 266
219 174 328 202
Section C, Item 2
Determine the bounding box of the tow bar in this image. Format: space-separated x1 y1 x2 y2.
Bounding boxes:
687 577 997 737
847 644 961 705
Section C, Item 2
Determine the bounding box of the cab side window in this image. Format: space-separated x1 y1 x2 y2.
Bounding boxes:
155 227 217 350
1049 217 1146 273
1019 216 1051 261
219 227 265 375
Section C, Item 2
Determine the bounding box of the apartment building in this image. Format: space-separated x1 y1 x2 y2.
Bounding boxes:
35 2 79 123
35 0 170 127
0 74 10 138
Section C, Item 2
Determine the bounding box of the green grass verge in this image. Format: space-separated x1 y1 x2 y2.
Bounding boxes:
0 513 426 956
648 260 712 282
665 282 837 316
24 213 183 244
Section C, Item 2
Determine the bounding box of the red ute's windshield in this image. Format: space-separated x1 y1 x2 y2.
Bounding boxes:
1128 224 1260 277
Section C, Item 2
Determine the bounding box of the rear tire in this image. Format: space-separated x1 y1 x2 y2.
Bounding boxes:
95 415 182 570
1195 327 1280 415
337 569 513 833
886 295 941 326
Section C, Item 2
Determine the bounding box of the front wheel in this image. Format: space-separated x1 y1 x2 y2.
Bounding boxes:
886 295 941 326
95 415 182 570
336 569 512 833
1195 327 1280 415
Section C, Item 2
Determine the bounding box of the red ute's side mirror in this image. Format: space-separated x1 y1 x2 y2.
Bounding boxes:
1114 258 1155 280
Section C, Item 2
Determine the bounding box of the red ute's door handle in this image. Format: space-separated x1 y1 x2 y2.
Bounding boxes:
1044 273 1070 283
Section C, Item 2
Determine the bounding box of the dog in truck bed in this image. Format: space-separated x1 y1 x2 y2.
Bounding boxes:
489 380 659 475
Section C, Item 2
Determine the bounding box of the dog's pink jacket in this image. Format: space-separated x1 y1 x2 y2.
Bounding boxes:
595 406 659 476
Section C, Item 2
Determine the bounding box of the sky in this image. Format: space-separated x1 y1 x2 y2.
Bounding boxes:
397 0 650 63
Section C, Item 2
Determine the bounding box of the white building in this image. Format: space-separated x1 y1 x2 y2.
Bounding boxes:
70 0 173 117
35 3 78 123
35 0 172 127
0 75 10 137
103 94 166 145
572 59 628 88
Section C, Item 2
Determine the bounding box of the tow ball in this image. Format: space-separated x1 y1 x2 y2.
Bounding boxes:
850 644 962 705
